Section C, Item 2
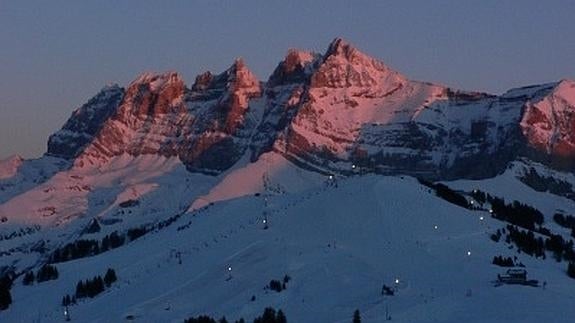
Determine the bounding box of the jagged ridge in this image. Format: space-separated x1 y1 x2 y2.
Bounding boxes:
45 38 575 178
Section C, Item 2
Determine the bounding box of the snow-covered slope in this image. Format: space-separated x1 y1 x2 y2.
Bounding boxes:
3 172 575 322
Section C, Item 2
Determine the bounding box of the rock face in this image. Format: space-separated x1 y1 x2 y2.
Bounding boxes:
45 38 575 179
76 72 189 164
520 80 575 168
180 59 262 173
69 61 262 174
47 84 124 159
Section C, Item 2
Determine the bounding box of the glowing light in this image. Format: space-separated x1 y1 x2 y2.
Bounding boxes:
352 164 356 169
395 278 400 284
328 175 333 180
467 251 471 256
434 225 438 230
228 266 232 272
263 219 267 224
470 200 474 205
479 216 484 221
489 209 493 214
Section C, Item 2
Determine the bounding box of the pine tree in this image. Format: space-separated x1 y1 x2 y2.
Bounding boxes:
62 294 72 307
22 271 35 285
352 309 361 323
568 262 575 279
254 307 277 323
76 280 86 298
0 278 11 311
37 264 59 282
276 310 287 323
104 268 117 287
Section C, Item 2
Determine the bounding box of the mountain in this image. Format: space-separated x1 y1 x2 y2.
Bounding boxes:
49 60 262 174
1 38 575 322
44 38 575 179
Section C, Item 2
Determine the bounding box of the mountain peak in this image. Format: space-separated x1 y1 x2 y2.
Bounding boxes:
232 57 246 70
520 78 575 157
267 49 320 87
325 37 353 57
554 79 575 101
310 38 406 91
225 58 260 94
47 84 125 159
101 83 122 92
130 71 184 93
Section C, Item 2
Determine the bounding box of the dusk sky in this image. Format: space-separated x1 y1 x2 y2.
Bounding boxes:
1 0 574 159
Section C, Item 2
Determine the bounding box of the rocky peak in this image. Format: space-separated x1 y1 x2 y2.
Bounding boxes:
226 58 261 94
520 79 575 158
213 59 262 133
120 71 186 117
553 79 575 102
191 71 214 92
47 84 125 159
190 59 260 101
267 49 320 87
310 38 406 92
131 71 183 89
324 38 355 60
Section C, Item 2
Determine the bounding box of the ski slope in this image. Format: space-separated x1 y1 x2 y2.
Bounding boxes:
3 170 575 322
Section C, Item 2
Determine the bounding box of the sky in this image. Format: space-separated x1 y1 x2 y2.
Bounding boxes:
0 0 574 160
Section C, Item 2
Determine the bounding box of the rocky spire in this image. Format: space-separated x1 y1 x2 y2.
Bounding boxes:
310 37 406 91
267 49 320 87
